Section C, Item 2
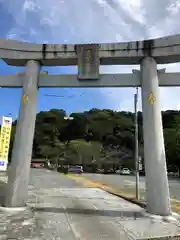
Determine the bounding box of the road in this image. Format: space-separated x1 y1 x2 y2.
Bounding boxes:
0 169 149 239
83 173 180 201
1 169 179 239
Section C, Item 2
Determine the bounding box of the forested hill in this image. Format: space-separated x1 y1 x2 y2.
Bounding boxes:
9 108 180 171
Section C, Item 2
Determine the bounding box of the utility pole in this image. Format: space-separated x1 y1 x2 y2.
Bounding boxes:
134 86 140 200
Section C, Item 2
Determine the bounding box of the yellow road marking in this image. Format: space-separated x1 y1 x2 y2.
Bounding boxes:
66 174 180 213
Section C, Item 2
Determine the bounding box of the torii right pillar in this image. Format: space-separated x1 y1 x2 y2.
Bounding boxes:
140 57 171 216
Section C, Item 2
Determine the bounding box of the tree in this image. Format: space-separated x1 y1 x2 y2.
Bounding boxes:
164 128 180 175
38 145 54 160
8 108 180 174
69 140 92 165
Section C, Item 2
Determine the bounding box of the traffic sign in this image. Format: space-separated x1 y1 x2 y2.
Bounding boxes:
0 161 5 166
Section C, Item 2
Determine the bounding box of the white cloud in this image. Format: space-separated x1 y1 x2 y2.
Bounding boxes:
23 0 36 11
167 0 180 15
2 0 180 111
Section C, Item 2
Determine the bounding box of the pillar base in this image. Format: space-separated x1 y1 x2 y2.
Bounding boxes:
142 210 178 223
0 205 28 213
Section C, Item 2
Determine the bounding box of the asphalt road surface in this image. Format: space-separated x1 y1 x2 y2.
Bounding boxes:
1 169 180 239
27 169 180 239
0 169 148 239
83 173 180 201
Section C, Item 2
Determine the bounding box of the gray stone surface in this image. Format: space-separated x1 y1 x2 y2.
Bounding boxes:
5 60 40 208
1 34 180 66
1 72 180 88
83 173 180 202
0 169 180 239
141 57 171 216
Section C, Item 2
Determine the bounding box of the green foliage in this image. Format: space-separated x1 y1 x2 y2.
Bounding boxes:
7 108 180 172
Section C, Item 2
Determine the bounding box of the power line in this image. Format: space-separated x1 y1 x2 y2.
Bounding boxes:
43 91 102 99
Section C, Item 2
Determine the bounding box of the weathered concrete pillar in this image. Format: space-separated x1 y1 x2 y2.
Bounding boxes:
5 60 40 207
140 57 171 216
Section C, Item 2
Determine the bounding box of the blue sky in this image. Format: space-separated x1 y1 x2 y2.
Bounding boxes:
0 0 180 121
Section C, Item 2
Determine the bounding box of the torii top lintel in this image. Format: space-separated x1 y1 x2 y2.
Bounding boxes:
0 34 180 66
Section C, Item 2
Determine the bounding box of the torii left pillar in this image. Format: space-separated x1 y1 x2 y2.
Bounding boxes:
5 60 40 207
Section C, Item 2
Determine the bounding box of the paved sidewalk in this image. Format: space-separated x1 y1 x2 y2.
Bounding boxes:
0 169 180 239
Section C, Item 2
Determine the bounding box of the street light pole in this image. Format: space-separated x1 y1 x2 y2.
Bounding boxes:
134 86 140 200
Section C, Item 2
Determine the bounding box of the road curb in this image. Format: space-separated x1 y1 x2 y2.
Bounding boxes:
92 186 180 221
66 174 147 207
65 174 180 215
96 185 180 219
65 173 180 218
65 174 180 239
101 187 147 208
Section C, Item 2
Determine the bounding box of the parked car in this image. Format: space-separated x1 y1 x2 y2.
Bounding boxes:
68 165 83 174
120 168 131 175
103 168 114 174
31 162 44 168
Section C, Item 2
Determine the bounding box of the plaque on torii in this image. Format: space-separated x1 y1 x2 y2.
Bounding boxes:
76 44 100 80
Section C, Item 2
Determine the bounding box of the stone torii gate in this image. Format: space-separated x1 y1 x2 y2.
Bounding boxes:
1 34 180 217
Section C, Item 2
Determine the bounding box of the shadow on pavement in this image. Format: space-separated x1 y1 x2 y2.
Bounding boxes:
0 180 6 206
33 206 145 219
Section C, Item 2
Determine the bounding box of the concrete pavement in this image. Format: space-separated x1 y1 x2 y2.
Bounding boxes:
0 169 180 239
83 173 180 201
